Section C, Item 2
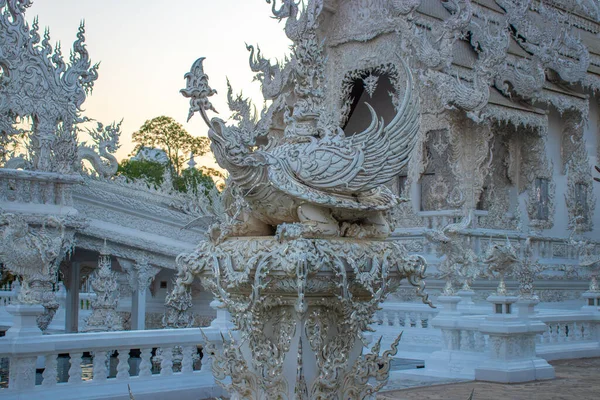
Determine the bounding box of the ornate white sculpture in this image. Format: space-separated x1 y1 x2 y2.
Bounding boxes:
78 121 122 178
176 1 433 397
424 212 481 292
83 241 123 332
483 239 519 295
182 0 420 243
0 213 75 330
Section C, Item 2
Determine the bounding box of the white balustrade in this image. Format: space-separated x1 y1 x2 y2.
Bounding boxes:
0 327 224 399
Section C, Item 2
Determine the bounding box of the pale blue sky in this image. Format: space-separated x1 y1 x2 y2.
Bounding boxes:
27 0 291 165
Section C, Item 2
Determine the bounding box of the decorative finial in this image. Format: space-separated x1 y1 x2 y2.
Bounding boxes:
181 57 218 127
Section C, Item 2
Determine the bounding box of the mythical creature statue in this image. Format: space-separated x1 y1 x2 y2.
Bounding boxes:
182 1 420 242
423 211 480 292
77 120 122 178
483 238 519 295
413 0 473 72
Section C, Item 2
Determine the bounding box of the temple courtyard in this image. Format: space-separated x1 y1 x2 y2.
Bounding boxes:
379 357 600 400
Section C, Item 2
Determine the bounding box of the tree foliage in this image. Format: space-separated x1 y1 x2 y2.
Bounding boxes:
117 159 165 187
131 116 210 175
117 158 217 193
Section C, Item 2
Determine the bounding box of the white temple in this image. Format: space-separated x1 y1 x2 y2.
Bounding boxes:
1 0 600 399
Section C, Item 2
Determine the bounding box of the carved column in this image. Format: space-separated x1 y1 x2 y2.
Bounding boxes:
63 261 81 333
120 258 159 331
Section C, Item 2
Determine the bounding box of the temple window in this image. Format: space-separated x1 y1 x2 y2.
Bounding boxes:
574 182 589 223
534 178 549 220
341 67 397 135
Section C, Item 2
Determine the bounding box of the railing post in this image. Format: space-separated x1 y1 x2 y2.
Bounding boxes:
8 356 37 390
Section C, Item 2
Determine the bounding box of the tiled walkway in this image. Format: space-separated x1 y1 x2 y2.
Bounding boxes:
379 358 600 400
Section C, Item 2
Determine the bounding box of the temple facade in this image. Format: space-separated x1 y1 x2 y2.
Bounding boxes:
1 0 600 398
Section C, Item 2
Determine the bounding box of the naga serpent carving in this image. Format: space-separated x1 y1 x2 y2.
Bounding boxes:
77 120 121 178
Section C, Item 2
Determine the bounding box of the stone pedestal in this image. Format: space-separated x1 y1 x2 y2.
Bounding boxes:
474 295 554 383
209 300 234 333
177 236 432 399
457 289 475 306
425 296 487 379
5 304 44 338
582 291 600 313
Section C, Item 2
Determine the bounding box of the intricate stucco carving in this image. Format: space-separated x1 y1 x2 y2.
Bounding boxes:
424 212 481 291
483 239 519 295
0 0 98 172
562 111 596 232
182 1 421 243
520 130 556 230
177 237 430 398
78 121 121 178
83 242 123 332
119 258 160 292
0 213 77 330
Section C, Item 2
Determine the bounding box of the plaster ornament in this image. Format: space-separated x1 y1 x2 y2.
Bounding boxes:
163 287 194 329
176 237 431 399
514 238 541 300
0 0 99 172
423 211 481 290
483 239 519 295
83 241 123 332
0 213 75 330
569 227 600 292
78 121 122 178
182 1 421 243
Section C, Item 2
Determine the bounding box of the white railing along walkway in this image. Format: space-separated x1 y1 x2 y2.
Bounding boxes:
0 327 225 400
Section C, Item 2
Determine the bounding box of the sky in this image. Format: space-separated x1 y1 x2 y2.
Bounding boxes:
26 0 292 168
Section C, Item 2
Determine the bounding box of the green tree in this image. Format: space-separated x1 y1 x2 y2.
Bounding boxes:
131 116 210 175
117 159 218 193
117 159 165 187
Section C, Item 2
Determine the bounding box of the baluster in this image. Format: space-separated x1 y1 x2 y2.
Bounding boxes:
559 323 567 342
92 351 108 382
160 348 174 376
382 312 389 327
416 313 423 329
393 312 400 328
566 323 573 342
181 346 195 374
404 313 410 328
116 349 131 380
42 354 58 386
573 322 583 342
68 353 83 384
139 348 153 377
200 345 212 373
474 332 485 352
582 322 591 340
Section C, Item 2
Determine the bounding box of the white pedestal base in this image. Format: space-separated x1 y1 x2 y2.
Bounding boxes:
475 358 555 383
5 304 44 338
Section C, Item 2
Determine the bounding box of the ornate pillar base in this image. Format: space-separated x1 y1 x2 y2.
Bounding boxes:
475 295 554 383
177 236 431 399
5 304 44 338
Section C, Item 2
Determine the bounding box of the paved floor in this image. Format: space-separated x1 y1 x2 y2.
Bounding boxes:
379 358 600 400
